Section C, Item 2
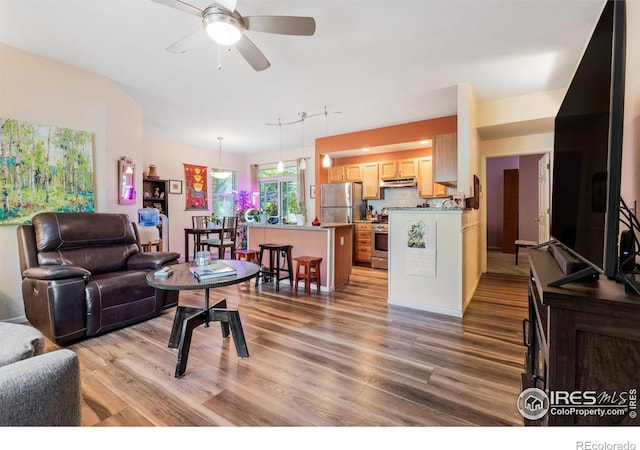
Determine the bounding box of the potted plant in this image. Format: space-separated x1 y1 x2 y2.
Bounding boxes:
294 201 307 226
206 212 220 228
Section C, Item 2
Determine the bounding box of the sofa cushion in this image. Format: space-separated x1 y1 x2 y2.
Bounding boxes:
0 322 45 367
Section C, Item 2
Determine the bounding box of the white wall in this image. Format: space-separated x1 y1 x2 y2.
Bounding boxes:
0 43 144 322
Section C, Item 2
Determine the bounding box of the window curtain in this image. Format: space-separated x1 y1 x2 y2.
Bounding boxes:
296 158 306 218
250 164 259 196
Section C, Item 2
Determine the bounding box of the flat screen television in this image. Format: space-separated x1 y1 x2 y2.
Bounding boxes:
550 0 626 281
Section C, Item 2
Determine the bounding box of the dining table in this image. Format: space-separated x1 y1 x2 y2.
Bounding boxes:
183 226 221 262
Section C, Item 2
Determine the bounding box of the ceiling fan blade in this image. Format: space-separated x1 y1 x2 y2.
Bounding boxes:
151 0 203 16
213 0 237 13
244 16 316 36
235 35 271 71
166 28 207 53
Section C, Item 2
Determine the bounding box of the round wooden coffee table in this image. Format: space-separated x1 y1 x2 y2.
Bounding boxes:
147 259 259 378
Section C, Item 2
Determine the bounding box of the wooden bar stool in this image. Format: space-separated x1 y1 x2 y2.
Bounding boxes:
235 249 258 263
294 256 322 295
256 244 293 291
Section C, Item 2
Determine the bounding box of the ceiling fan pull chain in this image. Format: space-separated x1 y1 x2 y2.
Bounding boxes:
217 44 222 70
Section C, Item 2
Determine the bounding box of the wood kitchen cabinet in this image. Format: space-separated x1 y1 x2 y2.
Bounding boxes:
398 158 417 178
417 158 447 198
361 163 382 199
328 166 345 183
354 222 372 265
380 159 418 180
329 164 363 183
433 132 457 186
379 161 398 180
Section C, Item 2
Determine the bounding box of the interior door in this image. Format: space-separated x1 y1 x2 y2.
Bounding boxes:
538 154 550 244
503 169 519 254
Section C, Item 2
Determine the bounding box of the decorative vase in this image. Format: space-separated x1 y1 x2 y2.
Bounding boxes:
147 164 159 179
258 213 267 224
312 216 321 226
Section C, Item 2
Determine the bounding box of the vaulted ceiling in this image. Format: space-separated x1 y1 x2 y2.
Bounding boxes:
0 0 606 155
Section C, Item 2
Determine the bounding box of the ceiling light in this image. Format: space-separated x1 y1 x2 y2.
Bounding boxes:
277 119 284 173
362 148 370 152
212 136 231 179
322 154 331 168
204 11 243 46
299 112 307 171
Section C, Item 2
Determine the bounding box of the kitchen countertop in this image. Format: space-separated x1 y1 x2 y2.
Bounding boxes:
247 222 354 230
388 207 466 213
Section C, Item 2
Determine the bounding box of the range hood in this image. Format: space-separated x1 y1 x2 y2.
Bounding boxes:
379 177 418 188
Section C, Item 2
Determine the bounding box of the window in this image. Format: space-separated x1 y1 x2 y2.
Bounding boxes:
258 165 298 224
210 170 238 219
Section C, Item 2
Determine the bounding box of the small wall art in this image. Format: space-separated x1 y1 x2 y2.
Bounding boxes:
169 179 182 194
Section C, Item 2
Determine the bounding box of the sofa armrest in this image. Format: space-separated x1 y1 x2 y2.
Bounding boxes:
127 251 181 270
22 265 90 281
0 349 81 426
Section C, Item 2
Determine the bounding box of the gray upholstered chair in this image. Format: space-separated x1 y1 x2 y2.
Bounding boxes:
0 322 81 426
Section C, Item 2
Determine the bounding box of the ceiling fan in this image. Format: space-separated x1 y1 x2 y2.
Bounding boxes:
152 0 316 71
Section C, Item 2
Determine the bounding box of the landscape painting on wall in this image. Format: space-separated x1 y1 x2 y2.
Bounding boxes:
0 118 94 225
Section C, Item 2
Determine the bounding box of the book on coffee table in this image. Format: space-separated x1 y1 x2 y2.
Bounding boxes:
190 263 237 281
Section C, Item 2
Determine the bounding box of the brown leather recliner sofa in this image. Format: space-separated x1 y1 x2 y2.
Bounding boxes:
17 212 181 345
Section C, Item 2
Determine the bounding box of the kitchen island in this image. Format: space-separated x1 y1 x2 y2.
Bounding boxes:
247 223 354 292
388 208 481 317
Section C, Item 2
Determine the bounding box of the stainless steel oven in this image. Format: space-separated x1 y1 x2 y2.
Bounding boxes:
371 222 389 269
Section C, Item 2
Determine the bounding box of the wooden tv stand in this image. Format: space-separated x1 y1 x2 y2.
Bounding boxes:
523 248 640 426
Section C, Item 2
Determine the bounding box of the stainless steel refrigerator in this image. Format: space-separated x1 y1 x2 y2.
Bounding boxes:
320 182 364 224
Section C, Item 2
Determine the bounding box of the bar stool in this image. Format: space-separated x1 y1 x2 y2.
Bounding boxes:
256 244 293 290
294 256 322 295
235 249 258 263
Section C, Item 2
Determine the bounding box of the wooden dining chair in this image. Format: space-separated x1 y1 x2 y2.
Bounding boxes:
205 216 238 260
191 215 211 253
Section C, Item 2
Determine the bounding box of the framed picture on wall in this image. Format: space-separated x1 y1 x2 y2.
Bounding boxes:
169 179 182 194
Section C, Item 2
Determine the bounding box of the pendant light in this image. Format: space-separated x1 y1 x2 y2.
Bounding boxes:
276 119 284 173
212 136 231 179
299 112 307 171
322 106 331 168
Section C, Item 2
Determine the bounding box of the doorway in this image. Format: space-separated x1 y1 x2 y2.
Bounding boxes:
485 153 548 274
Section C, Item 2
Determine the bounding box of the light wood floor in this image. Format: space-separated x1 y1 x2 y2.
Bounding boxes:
51 266 530 427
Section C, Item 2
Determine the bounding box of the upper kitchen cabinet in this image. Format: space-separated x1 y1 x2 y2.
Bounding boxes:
328 165 345 183
379 159 417 180
362 163 382 199
328 164 363 183
344 164 363 182
433 132 457 186
417 158 447 198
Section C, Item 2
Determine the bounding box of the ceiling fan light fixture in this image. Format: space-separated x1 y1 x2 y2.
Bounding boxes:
204 12 243 46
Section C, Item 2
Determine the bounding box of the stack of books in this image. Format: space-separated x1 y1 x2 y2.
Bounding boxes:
190 262 237 281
